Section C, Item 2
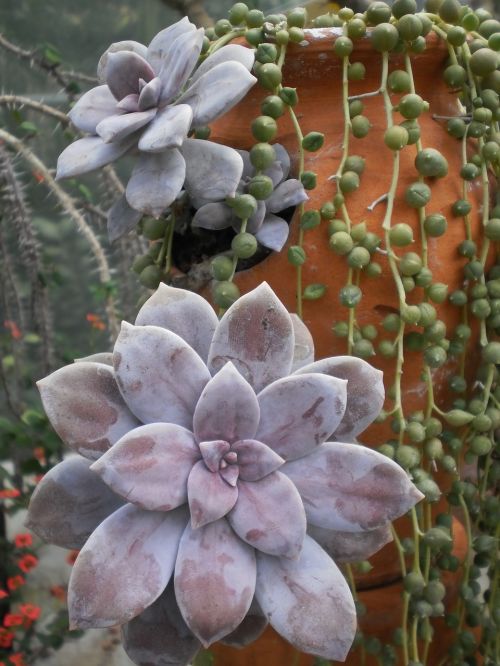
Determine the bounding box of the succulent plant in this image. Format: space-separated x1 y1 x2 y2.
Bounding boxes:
56 17 257 240
192 144 308 251
27 282 423 664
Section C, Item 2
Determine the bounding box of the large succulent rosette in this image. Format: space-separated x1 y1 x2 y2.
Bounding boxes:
56 18 256 240
27 283 423 664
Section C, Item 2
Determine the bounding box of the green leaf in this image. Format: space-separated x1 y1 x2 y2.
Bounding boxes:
43 44 62 65
303 283 326 300
192 650 214 666
314 659 331 666
21 409 45 427
24 333 41 344
77 184 93 202
2 355 15 370
0 417 15 433
19 121 38 134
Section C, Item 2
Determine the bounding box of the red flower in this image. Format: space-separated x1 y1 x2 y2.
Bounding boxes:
66 550 79 566
86 313 106 331
3 614 23 628
3 320 22 340
0 628 14 648
9 654 26 666
14 534 32 548
50 585 66 601
0 489 20 500
0 590 8 599
7 576 25 591
17 555 38 573
20 604 40 621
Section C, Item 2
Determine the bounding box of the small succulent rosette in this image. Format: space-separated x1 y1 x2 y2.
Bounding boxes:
27 283 423 665
192 144 308 252
56 17 256 241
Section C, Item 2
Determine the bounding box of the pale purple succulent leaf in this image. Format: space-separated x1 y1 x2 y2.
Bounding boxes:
105 50 155 101
174 518 256 646
107 194 143 243
244 200 266 234
158 29 205 104
113 323 210 428
220 464 239 486
125 148 186 218
190 44 255 85
290 314 315 372
207 282 294 393
192 202 234 230
135 283 219 362
220 598 267 648
232 439 284 482
138 76 162 110
178 62 257 126
235 148 253 181
96 108 156 143
74 352 113 365
68 85 120 134
117 93 140 112
266 179 309 213
272 143 291 180
182 139 243 202
199 440 230 472
308 523 393 563
264 161 284 188
97 41 148 83
138 104 193 153
294 357 385 441
69 504 188 629
283 442 424 532
193 362 260 444
147 17 197 75
91 423 201 511
187 460 238 528
25 457 123 549
255 214 289 252
37 362 139 459
255 535 356 661
56 134 135 180
255 373 347 461
122 583 201 666
228 471 306 558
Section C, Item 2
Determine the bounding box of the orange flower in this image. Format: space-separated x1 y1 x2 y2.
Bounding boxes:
3 614 23 628
20 604 40 622
0 489 20 500
32 447 46 463
66 550 79 566
14 534 32 548
3 320 22 340
0 628 14 648
17 554 38 573
86 313 106 331
7 576 25 591
50 585 66 601
9 654 26 666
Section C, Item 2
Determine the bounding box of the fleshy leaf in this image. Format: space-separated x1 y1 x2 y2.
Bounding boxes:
138 76 162 110
174 518 256 646
158 29 205 104
255 535 356 661
105 50 155 101
147 17 196 75
69 504 188 629
207 282 294 393
96 108 156 143
244 200 266 235
255 373 347 461
91 423 200 511
122 583 201 666
68 85 120 134
192 202 234 230
283 442 424 532
290 314 315 372
125 148 186 218
266 179 309 213
193 363 260 444
138 104 193 153
37 362 139 459
220 598 267 648
75 352 113 365
294 357 385 441
228 471 306 558
56 134 135 180
25 457 123 549
255 214 289 252
107 194 143 243
97 41 148 83
199 440 230 472
178 62 256 126
308 523 393 563
232 439 284 482
117 93 140 112
190 44 255 85
187 460 238 528
182 139 243 202
220 464 239 487
263 161 284 189
135 283 219 362
272 143 291 180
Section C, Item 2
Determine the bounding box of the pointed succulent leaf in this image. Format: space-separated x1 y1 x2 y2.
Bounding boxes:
105 50 155 101
158 29 205 104
96 108 156 143
232 439 284 481
68 85 120 133
182 139 243 202
37 362 139 459
135 283 219 362
187 460 238 528
107 194 143 243
308 523 393 563
272 143 291 180
255 535 356 661
263 161 284 189
228 471 306 558
283 442 424 532
266 179 309 213
294 357 385 441
208 282 294 393
255 373 347 461
193 363 260 444
192 202 234 230
25 457 123 549
138 104 193 153
117 93 140 112
220 598 267 648
290 314 315 372
147 17 197 75
56 134 135 180
138 76 162 110
255 214 289 252
113 323 210 428
69 504 188 629
178 62 256 126
235 148 253 181
122 583 201 666
174 518 256 646
199 440 230 472
97 40 148 83
75 352 113 365
244 200 266 234
220 464 239 487
91 423 201 511
190 44 255 85
125 148 186 218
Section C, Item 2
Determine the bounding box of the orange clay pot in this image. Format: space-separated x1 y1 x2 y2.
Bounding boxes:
208 29 486 589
